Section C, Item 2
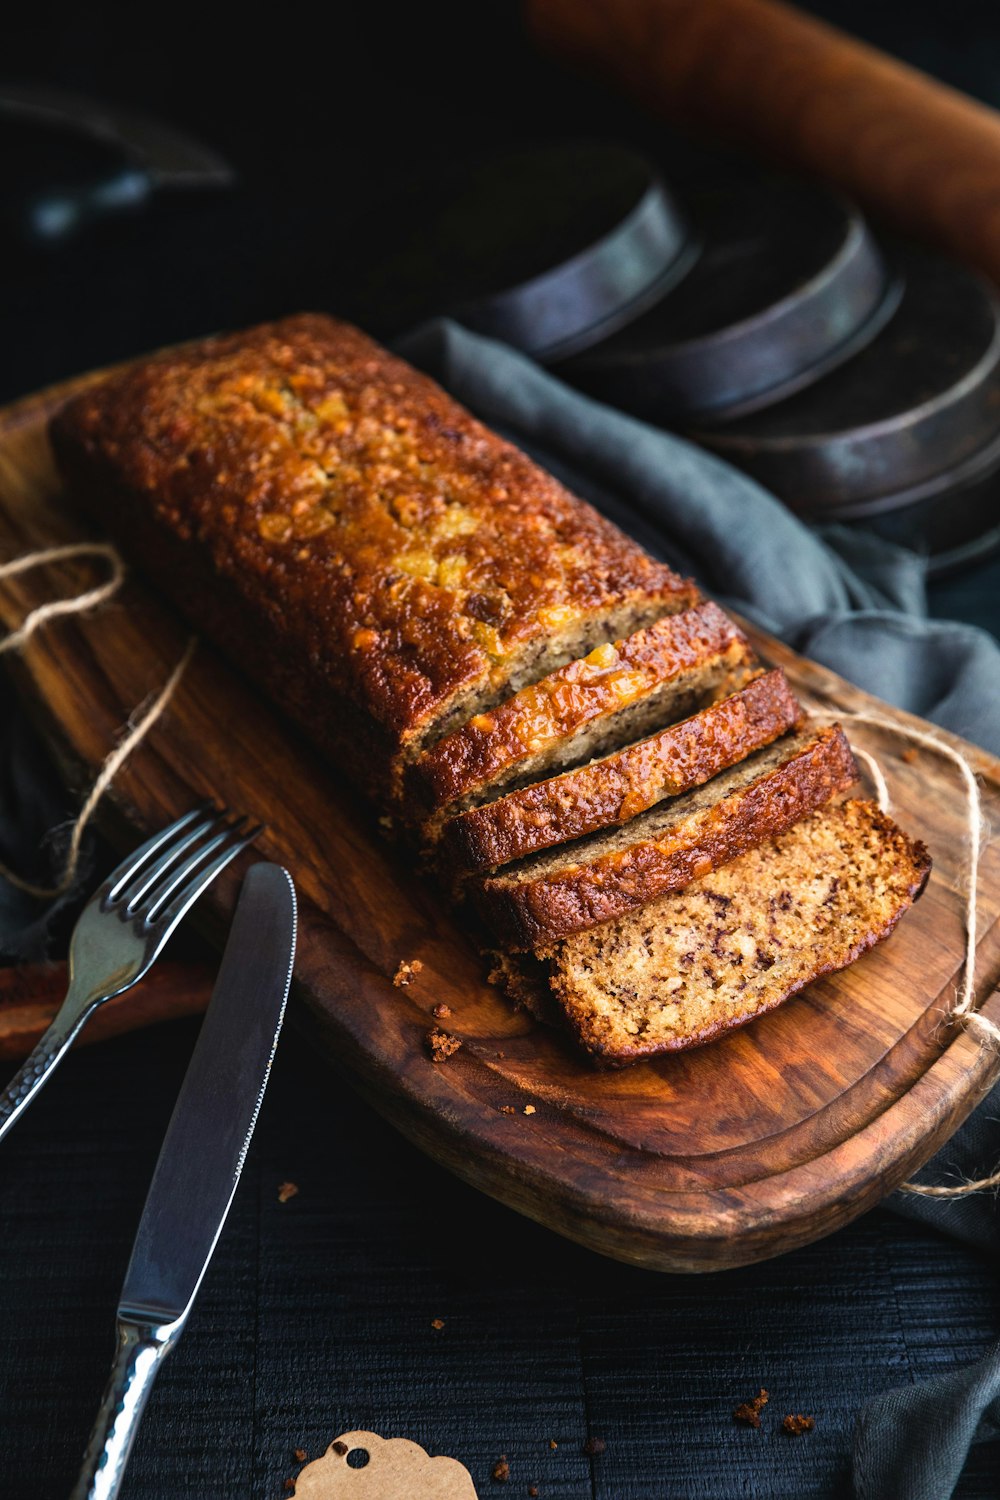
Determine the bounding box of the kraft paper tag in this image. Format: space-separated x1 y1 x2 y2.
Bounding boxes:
293 1430 479 1498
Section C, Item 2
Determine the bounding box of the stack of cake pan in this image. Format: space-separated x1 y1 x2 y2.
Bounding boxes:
400 143 1000 578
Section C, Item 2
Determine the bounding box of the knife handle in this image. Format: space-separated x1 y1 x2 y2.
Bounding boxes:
70 1316 177 1500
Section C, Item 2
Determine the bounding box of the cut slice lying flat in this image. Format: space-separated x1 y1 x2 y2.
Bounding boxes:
442 669 801 874
519 798 931 1066
474 723 858 949
413 600 754 831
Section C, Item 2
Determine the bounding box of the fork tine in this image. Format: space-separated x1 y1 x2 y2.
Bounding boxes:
104 803 214 903
117 810 229 913
145 822 264 929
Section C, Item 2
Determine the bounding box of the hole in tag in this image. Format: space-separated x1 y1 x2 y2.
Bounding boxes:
346 1448 370 1469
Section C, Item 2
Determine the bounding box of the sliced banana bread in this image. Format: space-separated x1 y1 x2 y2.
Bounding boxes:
520 798 931 1065
474 723 858 949
412 600 754 830
442 669 801 874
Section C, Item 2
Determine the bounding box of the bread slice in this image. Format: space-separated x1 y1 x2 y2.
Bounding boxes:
516 799 931 1065
442 669 801 874
412 601 754 830
474 723 858 949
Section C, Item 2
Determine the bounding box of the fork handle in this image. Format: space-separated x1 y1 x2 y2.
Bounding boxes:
0 992 97 1144
70 1317 176 1500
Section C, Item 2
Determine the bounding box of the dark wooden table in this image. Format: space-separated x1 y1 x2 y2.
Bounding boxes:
3 4 1000 1496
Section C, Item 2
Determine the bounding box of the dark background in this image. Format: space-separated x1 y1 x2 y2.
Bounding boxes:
3 5 1000 1497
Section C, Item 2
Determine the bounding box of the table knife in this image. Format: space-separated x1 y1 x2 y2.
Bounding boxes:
70 862 297 1500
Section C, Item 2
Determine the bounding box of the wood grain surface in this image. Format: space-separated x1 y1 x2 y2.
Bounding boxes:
2 371 1000 1273
527 0 1000 288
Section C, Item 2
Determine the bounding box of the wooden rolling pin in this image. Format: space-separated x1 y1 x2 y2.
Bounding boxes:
526 0 1000 287
0 960 214 1061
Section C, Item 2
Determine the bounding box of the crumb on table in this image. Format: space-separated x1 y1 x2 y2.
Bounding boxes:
431 1001 452 1018
431 1318 445 1330
426 1027 462 1062
523 1104 536 1115
393 959 424 987
528 1487 539 1497
548 1439 558 1450
782 1414 815 1436
277 1181 299 1204
293 1448 307 1463
492 1455 510 1482
733 1388 769 1428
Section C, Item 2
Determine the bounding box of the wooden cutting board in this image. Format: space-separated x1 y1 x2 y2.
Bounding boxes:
2 370 1000 1274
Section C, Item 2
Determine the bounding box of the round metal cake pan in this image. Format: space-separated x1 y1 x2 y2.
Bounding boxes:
558 177 895 421
453 159 697 362
699 246 1000 512
827 422 1000 577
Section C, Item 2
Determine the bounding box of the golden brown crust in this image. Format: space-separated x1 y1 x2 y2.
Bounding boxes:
50 313 693 799
413 601 749 817
475 724 859 949
442 669 802 872
548 799 932 1066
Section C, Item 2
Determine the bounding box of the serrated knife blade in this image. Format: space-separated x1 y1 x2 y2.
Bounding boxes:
70 861 297 1500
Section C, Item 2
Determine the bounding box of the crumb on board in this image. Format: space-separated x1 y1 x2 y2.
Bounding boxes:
431 1002 452 1019
431 1318 445 1330
293 1448 307 1463
277 1181 299 1204
394 959 424 987
426 1027 462 1062
332 1440 349 1456
524 1104 536 1115
901 748 919 765
492 1455 510 1482
783 1414 815 1436
582 1437 606 1455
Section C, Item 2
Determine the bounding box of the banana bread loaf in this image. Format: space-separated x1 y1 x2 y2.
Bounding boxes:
511 798 931 1065
441 668 801 873
50 314 695 800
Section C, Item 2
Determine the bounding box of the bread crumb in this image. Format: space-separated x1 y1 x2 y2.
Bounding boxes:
492 1456 510 1482
901 748 919 765
277 1181 299 1203
734 1389 769 1427
293 1448 307 1462
431 1002 452 1018
528 1488 539 1497
284 1482 295 1492
782 1414 815 1436
332 1440 349 1456
431 1318 445 1330
426 1027 462 1062
378 814 395 832
523 1104 536 1115
548 1440 557 1450
394 959 424 987
582 1437 606 1455
499 1104 516 1115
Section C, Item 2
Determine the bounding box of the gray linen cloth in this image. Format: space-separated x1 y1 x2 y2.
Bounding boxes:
397 319 1000 1500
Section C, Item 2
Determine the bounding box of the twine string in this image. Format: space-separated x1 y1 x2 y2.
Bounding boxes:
0 544 195 900
0 543 125 656
826 708 999 1198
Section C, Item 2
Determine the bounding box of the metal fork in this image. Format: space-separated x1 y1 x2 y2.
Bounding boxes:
0 805 262 1144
